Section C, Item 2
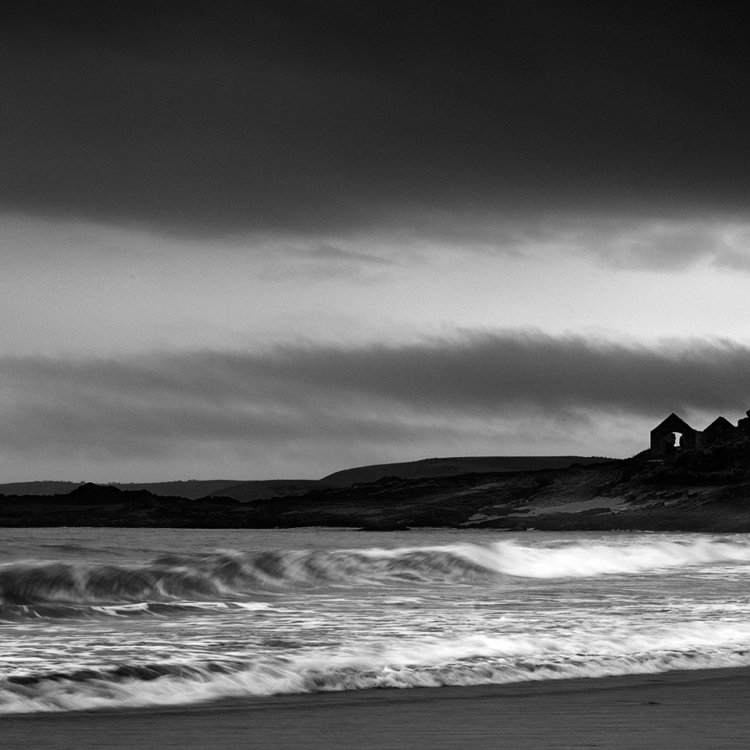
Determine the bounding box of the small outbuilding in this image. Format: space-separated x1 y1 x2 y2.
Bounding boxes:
649 413 700 456
702 416 737 447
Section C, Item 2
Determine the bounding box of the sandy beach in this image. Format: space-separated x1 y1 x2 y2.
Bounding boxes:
4 667 750 750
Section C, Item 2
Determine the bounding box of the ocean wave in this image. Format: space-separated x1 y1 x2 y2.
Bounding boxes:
2 538 749 611
0 600 270 621
3 622 750 714
0 549 486 611
477 537 750 578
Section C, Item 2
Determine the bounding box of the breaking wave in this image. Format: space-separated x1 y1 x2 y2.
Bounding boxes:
4 622 750 714
2 537 749 615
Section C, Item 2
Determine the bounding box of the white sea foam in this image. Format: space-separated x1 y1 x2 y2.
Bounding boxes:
3 621 750 714
474 538 750 578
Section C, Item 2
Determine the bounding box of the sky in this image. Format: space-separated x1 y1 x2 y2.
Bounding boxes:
2 1 750 482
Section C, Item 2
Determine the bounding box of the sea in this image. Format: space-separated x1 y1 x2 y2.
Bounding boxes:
2 527 750 714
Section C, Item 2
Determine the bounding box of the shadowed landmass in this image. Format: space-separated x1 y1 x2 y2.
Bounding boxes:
206 480 329 502
0 456 605 502
0 480 246 500
1 444 750 530
0 479 322 501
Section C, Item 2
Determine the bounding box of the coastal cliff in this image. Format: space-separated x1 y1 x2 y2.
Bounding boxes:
1 442 749 531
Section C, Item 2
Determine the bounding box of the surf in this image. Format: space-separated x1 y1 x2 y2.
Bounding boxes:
4 621 750 714
2 538 750 612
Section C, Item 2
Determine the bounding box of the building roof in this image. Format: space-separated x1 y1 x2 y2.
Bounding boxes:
704 416 736 433
650 413 696 434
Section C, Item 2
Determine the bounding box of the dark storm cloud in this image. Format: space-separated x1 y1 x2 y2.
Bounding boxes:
2 1 750 235
1 332 749 458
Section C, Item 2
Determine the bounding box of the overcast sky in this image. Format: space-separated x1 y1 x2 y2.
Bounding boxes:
2 1 750 482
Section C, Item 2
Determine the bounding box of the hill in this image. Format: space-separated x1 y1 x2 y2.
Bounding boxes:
1 443 750 531
0 481 84 496
244 442 750 532
0 457 608 501
0 480 247 499
111 480 246 499
206 480 326 502
320 456 610 486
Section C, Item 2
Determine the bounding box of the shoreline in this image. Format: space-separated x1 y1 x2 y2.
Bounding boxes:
5 667 750 749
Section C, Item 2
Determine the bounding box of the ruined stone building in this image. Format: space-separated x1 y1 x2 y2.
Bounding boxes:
650 409 750 456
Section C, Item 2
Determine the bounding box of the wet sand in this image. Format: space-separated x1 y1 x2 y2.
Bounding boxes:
4 667 750 750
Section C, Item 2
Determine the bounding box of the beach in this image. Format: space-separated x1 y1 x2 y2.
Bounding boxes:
4 668 750 750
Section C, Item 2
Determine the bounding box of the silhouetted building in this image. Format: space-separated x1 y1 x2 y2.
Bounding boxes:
650 413 700 456
650 408 750 456
702 416 737 447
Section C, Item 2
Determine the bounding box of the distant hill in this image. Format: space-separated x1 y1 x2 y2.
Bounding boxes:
207 480 325 502
0 458 611 500
320 456 611 487
112 480 246 500
0 480 247 500
0 481 84 496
